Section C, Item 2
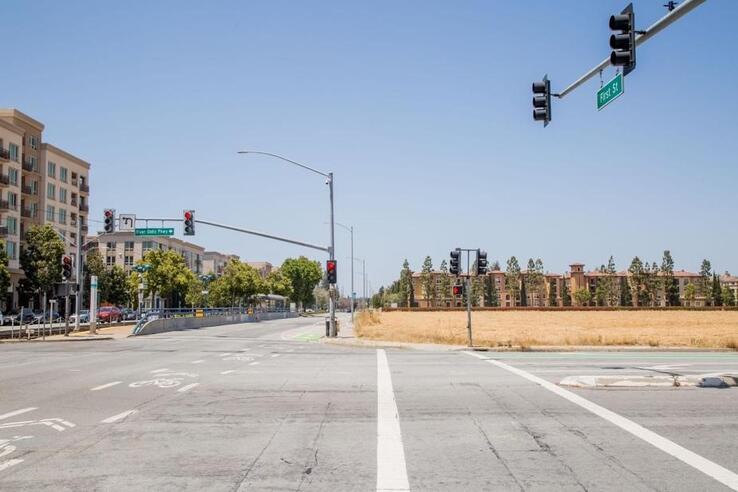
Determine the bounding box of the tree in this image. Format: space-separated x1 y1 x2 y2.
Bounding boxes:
661 250 680 306
19 224 65 301
471 277 483 307
628 257 647 307
484 276 500 307
281 256 322 311
602 256 619 306
721 287 736 307
438 260 450 307
490 260 501 271
561 279 572 307
141 249 196 307
266 269 294 299
620 277 632 306
208 259 265 307
519 277 528 307
399 259 414 307
699 259 712 305
127 272 141 310
185 277 206 308
574 287 591 307
684 283 697 307
0 243 10 309
712 274 722 307
100 265 130 306
527 258 545 306
420 256 436 307
548 279 558 307
505 257 521 307
83 249 106 307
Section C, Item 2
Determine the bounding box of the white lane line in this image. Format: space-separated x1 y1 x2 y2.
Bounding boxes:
248 361 260 366
90 381 122 391
0 407 37 421
101 409 138 424
150 368 170 373
178 383 200 393
191 360 205 364
220 370 236 375
271 354 281 358
465 352 738 491
376 349 409 492
220 353 232 357
0 459 24 472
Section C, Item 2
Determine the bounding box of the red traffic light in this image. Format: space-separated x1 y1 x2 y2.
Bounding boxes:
327 260 336 271
453 285 462 296
62 256 72 266
184 211 192 221
104 210 113 218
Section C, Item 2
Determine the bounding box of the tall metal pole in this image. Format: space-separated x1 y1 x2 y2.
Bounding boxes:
362 259 366 309
328 172 337 337
350 226 354 321
466 251 472 347
74 218 82 332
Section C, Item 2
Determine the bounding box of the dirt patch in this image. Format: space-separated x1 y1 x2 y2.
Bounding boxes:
354 310 738 349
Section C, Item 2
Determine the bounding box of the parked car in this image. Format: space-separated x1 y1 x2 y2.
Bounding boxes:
5 310 36 324
69 310 90 324
97 306 122 323
120 308 137 320
33 310 62 324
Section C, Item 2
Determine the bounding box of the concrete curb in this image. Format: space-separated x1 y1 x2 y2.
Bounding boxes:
559 374 738 389
0 336 115 344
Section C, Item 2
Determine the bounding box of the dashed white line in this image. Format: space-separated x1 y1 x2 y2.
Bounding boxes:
248 361 260 366
178 383 200 393
191 360 205 364
150 368 170 373
376 349 409 492
220 353 232 357
90 381 122 391
101 409 138 424
0 407 37 421
465 351 738 491
220 370 236 375
271 354 281 358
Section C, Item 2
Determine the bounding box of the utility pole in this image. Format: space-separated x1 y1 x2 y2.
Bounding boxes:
466 251 472 347
74 218 82 332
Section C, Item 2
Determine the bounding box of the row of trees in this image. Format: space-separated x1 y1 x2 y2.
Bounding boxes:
374 251 737 308
0 224 325 312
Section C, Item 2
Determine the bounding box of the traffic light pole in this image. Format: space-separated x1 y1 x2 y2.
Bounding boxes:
466 252 472 348
74 218 82 332
555 0 706 99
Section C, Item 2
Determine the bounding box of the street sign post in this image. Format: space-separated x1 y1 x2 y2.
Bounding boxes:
119 214 136 231
597 73 624 110
134 228 174 237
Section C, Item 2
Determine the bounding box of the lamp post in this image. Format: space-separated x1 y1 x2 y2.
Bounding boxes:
335 222 354 322
237 150 337 337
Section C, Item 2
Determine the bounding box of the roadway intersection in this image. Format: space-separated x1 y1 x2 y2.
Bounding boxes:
1 316 737 491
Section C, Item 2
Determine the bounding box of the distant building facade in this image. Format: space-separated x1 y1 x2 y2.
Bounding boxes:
202 251 240 276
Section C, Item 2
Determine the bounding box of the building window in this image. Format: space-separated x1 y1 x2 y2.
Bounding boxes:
47 183 55 200
8 168 18 186
124 255 134 266
60 167 68 183
5 241 17 260
106 256 115 266
124 241 134 251
7 192 17 209
29 135 38 150
59 188 67 204
6 217 17 235
143 240 154 252
47 161 56 178
106 241 117 250
71 193 77 206
46 205 55 222
8 144 19 161
29 156 37 171
58 208 67 224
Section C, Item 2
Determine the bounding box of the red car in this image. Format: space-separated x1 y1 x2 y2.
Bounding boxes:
97 306 122 323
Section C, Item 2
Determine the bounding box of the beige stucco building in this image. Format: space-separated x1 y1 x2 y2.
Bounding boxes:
202 251 240 276
0 109 90 309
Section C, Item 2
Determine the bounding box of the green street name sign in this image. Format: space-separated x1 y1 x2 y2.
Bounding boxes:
597 73 624 111
135 228 174 237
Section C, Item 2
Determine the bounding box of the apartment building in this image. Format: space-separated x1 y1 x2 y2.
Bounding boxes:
87 231 204 275
411 262 710 308
0 109 90 309
202 251 240 276
246 261 273 278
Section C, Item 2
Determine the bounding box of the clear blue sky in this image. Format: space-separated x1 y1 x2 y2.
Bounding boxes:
4 0 737 292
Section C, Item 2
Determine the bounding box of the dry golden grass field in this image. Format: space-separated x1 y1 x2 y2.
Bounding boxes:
354 310 738 349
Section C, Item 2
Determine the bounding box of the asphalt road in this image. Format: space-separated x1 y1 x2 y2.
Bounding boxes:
1 316 737 491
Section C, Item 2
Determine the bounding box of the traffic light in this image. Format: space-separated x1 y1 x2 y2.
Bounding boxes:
183 210 195 236
452 284 464 296
326 260 337 284
610 3 636 76
476 250 488 276
103 209 115 233
532 75 551 127
61 255 73 280
449 249 461 276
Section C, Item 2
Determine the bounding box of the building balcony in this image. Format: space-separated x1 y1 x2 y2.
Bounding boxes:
21 185 37 196
21 160 38 173
21 207 36 219
0 148 9 161
0 200 16 211
0 174 9 185
0 226 8 236
79 203 89 212
79 183 90 193
81 225 89 234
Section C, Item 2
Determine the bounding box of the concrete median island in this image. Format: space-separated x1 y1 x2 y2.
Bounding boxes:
355 310 738 350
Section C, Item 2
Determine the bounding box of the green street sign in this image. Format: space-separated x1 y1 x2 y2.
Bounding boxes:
597 73 624 111
134 228 174 237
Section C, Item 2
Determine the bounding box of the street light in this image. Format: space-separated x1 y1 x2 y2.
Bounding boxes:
335 222 354 322
238 150 337 337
